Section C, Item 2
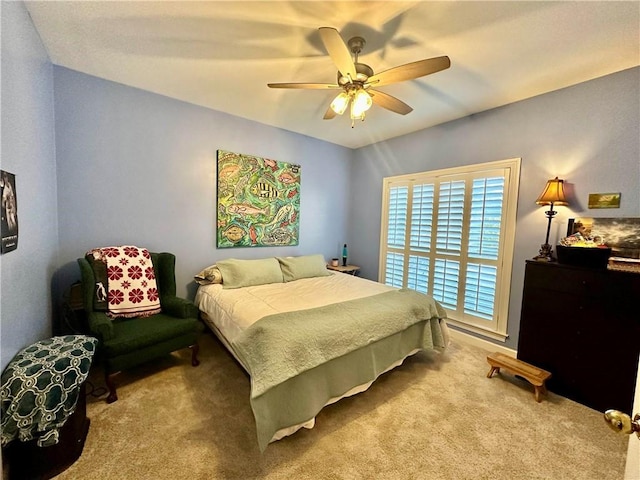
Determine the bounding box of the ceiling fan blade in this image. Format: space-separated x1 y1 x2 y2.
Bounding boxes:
370 89 413 115
323 105 337 120
268 82 340 89
318 27 357 80
367 56 450 87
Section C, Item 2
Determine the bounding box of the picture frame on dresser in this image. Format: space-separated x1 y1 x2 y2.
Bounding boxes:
567 217 640 259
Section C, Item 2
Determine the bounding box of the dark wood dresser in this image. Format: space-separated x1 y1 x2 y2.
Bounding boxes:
517 260 640 413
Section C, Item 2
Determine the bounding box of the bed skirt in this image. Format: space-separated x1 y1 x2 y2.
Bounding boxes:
203 313 448 451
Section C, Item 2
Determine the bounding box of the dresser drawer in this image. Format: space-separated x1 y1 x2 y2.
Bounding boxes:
523 262 606 296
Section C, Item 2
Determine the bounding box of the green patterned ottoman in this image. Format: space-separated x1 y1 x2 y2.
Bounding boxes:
1 335 97 479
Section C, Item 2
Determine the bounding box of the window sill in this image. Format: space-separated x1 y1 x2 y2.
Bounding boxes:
444 318 509 342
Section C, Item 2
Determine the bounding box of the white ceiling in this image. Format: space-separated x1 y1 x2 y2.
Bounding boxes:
25 1 639 149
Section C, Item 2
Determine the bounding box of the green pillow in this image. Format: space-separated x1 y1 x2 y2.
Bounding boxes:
217 258 283 289
277 254 331 282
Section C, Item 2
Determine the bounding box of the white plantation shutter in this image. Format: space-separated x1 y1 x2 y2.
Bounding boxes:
409 184 434 251
407 255 429 294
464 263 497 319
385 185 408 288
468 177 504 259
387 186 408 248
464 176 504 320
380 159 520 340
385 252 404 288
432 258 460 309
435 181 465 253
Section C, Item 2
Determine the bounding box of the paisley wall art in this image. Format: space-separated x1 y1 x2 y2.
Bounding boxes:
216 150 300 248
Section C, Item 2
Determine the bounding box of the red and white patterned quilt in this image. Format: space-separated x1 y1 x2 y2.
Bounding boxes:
87 246 162 318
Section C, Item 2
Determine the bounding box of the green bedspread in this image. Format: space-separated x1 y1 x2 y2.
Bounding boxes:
232 289 448 450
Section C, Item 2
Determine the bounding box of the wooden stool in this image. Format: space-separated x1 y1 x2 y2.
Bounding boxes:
486 352 551 402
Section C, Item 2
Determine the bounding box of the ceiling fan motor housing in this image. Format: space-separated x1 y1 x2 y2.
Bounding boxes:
337 63 374 86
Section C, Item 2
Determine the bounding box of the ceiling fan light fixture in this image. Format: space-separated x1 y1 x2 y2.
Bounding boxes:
352 89 372 117
350 102 366 122
330 92 350 115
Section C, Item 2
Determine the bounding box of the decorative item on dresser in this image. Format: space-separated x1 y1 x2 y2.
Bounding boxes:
517 260 640 413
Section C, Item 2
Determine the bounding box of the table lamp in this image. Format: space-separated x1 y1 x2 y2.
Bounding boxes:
534 177 568 261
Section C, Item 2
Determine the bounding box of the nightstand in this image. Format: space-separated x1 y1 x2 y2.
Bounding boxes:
327 264 360 275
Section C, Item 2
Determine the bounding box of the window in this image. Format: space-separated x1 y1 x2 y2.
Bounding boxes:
379 158 520 341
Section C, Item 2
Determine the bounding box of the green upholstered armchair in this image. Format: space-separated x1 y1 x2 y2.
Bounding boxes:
77 252 201 403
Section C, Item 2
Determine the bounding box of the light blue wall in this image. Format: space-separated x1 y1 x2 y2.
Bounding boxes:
2 0 638 368
349 67 640 349
52 67 353 301
0 2 58 369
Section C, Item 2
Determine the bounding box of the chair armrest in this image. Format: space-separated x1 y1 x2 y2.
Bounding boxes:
87 311 114 341
162 296 199 319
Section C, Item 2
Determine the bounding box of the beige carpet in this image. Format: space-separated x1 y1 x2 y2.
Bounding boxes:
53 331 627 480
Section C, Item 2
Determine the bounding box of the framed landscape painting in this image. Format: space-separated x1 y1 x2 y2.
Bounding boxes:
216 150 300 248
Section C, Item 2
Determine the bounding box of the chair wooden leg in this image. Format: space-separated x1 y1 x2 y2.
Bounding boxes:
105 371 120 403
190 343 200 367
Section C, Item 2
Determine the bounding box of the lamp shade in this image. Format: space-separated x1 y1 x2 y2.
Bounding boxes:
351 89 372 119
330 92 350 115
535 177 568 206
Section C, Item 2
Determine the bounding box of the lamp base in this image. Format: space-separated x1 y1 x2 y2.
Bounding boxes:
533 243 554 262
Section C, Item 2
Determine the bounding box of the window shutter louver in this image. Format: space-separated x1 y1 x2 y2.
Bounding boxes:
436 181 465 253
407 255 429 294
433 258 460 309
410 184 434 252
387 186 408 248
385 252 405 288
468 177 504 260
464 263 497 320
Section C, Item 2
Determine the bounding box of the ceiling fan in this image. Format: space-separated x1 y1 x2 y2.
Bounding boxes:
268 27 450 126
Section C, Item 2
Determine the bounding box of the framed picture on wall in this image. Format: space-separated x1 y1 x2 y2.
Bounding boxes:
588 192 621 209
216 150 300 248
1 170 18 254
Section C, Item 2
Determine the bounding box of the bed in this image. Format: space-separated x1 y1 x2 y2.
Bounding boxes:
193 255 449 451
